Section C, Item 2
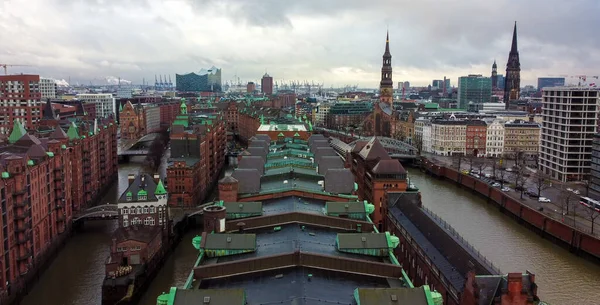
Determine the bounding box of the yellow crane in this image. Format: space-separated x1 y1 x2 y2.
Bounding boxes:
0 64 33 75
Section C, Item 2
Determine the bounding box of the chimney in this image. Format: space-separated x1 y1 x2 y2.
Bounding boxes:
507 273 523 297
153 174 160 184
128 174 135 185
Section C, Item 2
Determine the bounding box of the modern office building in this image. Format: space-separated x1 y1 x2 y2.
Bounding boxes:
175 67 222 92
246 82 256 93
261 73 273 95
537 77 565 91
39 78 57 99
457 75 492 109
116 85 133 98
0 74 42 135
432 79 444 90
539 87 599 182
76 93 116 119
590 133 600 194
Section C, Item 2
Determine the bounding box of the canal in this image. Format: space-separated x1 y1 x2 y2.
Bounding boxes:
20 159 599 305
408 169 600 305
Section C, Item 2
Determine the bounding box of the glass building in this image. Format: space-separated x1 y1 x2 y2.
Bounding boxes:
457 75 492 109
175 67 222 92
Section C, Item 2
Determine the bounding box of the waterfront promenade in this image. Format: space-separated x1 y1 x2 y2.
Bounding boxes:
423 153 600 237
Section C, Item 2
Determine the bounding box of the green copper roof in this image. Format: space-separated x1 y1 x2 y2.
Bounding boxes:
119 102 123 112
27 160 34 166
8 120 27 144
138 189 148 196
126 191 132 198
155 179 167 195
1 172 9 179
46 152 54 158
82 135 86 139
67 123 80 140
294 132 300 137
278 132 284 137
61 144 67 149
89 131 93 136
180 98 188 115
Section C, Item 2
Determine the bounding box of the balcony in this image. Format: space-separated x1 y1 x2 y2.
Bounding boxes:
17 250 31 262
12 189 26 196
15 223 30 233
14 209 30 220
13 199 29 208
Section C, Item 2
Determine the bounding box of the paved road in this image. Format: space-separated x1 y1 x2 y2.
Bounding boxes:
423 153 600 236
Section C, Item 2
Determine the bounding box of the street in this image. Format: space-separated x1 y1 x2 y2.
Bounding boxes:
423 153 600 237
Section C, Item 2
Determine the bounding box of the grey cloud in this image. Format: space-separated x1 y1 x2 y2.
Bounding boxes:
0 0 598 86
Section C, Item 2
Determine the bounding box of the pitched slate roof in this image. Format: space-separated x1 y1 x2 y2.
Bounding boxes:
231 169 261 194
203 233 257 250
246 147 267 161
118 173 163 203
317 156 344 175
358 137 390 161
238 156 265 175
16 134 42 147
314 147 337 163
49 126 68 140
248 140 269 153
354 287 430 305
337 233 389 249
254 134 271 144
351 140 368 153
26 144 48 159
308 134 326 145
372 159 406 175
310 140 330 154
114 226 162 244
324 168 354 194
223 201 262 214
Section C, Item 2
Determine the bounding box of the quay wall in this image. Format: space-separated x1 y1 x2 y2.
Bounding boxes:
421 158 600 261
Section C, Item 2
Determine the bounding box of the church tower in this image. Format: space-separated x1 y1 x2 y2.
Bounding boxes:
504 22 521 109
380 31 394 105
491 59 498 89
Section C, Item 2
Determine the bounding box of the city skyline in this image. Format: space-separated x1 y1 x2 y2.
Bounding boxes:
1 0 598 87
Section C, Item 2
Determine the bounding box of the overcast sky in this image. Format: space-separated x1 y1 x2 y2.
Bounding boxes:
1 0 598 87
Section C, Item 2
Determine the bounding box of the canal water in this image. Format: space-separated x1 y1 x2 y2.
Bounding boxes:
408 169 600 305
20 159 598 305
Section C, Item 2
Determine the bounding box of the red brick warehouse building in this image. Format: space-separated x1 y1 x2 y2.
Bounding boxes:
0 117 117 301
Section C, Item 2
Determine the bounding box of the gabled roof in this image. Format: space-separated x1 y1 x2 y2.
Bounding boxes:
351 140 368 153
219 175 238 184
324 168 354 194
8 120 27 144
238 156 265 175
118 174 163 203
15 134 42 147
27 144 47 159
358 137 390 161
67 123 80 140
42 99 56 119
372 159 406 175
49 126 68 140
114 226 162 244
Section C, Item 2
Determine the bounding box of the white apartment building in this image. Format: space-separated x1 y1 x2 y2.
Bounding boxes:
76 93 116 118
422 121 432 153
539 87 600 182
430 119 466 156
486 119 505 157
39 78 57 99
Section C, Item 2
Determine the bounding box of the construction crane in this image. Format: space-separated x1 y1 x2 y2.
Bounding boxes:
0 64 33 75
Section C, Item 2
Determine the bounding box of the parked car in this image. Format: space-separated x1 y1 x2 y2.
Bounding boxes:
506 168 513 172
567 188 580 195
484 173 492 178
461 170 469 175
492 182 501 187
501 187 511 192
539 197 551 203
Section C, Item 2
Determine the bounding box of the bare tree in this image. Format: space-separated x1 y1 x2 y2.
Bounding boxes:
583 204 600 235
582 173 592 197
476 159 490 177
452 153 463 171
464 154 476 172
496 167 508 188
514 166 527 199
490 157 499 179
532 172 552 198
558 189 575 222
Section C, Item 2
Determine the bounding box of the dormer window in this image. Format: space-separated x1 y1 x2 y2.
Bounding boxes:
126 191 132 202
137 189 148 201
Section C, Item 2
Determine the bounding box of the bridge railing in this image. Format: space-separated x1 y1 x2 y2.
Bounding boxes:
421 206 503 275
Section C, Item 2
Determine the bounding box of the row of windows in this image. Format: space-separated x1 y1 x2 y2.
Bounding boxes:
117 245 142 252
121 206 164 215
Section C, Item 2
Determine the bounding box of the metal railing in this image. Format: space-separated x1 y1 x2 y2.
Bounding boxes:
421 206 503 275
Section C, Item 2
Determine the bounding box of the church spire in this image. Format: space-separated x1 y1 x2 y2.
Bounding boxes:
510 21 518 54
379 30 393 105
385 30 390 55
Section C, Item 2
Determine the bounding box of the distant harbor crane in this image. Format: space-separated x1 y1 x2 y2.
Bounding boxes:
0 64 33 75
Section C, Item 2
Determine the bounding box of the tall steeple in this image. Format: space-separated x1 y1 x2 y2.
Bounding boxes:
379 30 393 105
491 59 498 89
504 21 521 109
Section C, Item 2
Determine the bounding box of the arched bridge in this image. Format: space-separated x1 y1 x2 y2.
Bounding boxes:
349 137 417 157
73 204 119 222
118 132 161 156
